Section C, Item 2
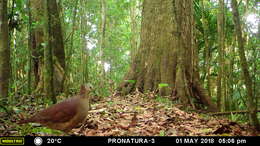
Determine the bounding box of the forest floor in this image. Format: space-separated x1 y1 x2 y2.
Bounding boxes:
0 91 259 136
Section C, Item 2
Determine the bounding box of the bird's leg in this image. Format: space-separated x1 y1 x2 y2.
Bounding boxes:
79 118 88 134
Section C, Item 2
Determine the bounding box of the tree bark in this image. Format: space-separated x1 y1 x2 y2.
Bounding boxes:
174 0 217 111
129 0 139 59
30 0 45 90
231 0 260 130
30 0 65 95
217 0 225 111
44 0 56 104
80 0 89 84
118 0 177 96
200 0 211 97
49 0 65 70
64 0 79 95
97 0 107 89
45 0 65 94
27 0 33 95
118 0 217 111
99 0 107 75
0 0 10 104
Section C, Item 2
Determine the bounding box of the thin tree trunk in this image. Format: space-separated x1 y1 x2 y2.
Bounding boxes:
0 0 10 104
27 0 32 95
130 0 139 59
227 36 236 111
200 0 211 97
64 0 79 95
44 0 56 104
80 0 89 84
217 0 225 111
231 0 260 130
99 0 107 86
254 21 260 111
48 0 65 94
50 0 65 70
30 0 44 90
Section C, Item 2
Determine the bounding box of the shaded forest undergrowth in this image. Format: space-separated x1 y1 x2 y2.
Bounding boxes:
0 92 258 136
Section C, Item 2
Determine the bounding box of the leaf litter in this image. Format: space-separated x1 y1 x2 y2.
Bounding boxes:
74 91 258 136
0 91 258 136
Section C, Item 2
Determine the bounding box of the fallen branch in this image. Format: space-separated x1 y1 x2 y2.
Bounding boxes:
210 110 260 116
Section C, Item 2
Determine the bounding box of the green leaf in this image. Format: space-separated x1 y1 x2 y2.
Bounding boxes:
200 128 212 133
41 43 47 47
159 130 165 136
125 80 136 84
12 107 22 113
108 101 114 105
134 106 143 112
31 127 63 135
158 83 169 88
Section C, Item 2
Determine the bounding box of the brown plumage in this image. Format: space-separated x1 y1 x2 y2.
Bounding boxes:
19 84 91 132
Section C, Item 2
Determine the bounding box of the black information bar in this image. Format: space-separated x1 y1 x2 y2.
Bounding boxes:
0 136 259 146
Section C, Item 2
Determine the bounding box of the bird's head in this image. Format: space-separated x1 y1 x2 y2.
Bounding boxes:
79 83 93 98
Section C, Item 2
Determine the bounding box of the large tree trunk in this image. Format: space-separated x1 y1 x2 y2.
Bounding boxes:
118 0 217 111
118 0 177 96
231 0 259 130
0 0 10 104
